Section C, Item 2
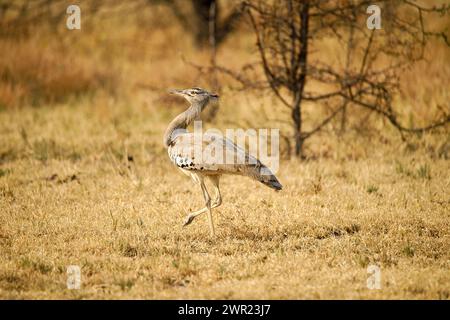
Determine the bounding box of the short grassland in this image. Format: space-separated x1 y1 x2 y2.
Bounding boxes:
0 103 449 299
1 0 449 299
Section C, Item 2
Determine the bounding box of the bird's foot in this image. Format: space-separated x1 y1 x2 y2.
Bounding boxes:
183 215 195 227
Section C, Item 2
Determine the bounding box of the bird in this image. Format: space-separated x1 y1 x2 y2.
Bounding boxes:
163 87 282 237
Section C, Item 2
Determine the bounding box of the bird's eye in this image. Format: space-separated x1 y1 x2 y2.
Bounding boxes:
191 88 204 95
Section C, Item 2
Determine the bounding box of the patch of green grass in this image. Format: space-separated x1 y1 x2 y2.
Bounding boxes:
116 278 135 291
395 161 431 180
395 160 413 177
417 164 431 180
366 185 379 194
403 245 415 258
0 168 12 177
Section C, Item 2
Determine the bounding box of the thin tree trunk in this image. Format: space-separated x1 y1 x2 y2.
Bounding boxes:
293 102 303 156
293 2 309 157
209 0 217 90
340 6 355 133
203 0 219 120
192 0 215 47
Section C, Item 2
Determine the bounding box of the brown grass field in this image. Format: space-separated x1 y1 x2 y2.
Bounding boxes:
0 1 449 299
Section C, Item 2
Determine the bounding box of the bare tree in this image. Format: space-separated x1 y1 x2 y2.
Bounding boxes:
226 0 450 157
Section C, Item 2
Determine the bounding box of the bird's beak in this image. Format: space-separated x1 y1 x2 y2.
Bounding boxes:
169 89 184 96
210 93 219 98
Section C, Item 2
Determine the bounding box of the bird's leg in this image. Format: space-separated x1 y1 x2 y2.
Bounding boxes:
183 177 222 227
183 207 207 226
209 176 222 208
183 199 220 226
200 180 215 237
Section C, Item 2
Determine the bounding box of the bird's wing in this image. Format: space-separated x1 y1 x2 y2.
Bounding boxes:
169 132 249 174
168 131 281 187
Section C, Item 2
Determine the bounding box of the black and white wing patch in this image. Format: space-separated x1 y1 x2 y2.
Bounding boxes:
167 133 227 173
167 132 262 175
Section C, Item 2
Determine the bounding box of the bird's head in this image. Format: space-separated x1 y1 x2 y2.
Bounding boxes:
169 87 219 105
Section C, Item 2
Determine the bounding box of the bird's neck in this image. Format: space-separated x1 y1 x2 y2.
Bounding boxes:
163 99 208 148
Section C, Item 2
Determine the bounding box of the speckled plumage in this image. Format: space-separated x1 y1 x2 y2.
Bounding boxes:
164 87 282 237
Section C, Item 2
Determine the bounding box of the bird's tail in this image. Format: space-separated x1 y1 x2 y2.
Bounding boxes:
247 161 283 191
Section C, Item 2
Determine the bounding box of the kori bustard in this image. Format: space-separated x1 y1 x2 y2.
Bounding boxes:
163 87 282 237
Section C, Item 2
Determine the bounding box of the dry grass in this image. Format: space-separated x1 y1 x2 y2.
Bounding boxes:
0 2 449 299
0 98 449 299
